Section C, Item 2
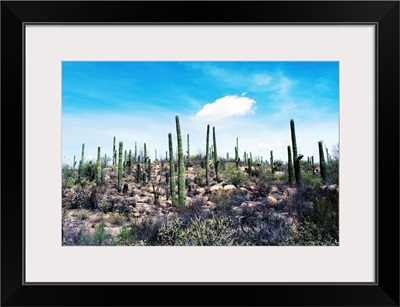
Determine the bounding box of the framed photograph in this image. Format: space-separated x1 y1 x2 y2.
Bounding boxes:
1 1 399 306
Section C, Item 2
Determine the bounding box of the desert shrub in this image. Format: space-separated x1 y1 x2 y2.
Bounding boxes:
186 214 237 246
195 167 206 186
93 221 110 245
82 161 97 181
179 196 210 222
156 218 188 246
71 187 94 209
109 212 124 225
294 219 338 246
129 216 163 245
326 158 339 185
111 225 142 246
157 214 237 246
258 167 274 183
222 164 247 187
98 201 111 213
302 172 322 188
293 187 339 245
62 164 78 188
211 193 231 211
229 189 249 207
236 204 294 246
251 179 271 200
62 224 92 246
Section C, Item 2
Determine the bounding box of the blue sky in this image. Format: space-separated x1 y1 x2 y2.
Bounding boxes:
62 62 339 165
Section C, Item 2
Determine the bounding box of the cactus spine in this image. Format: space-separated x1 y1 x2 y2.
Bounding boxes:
287 146 294 187
318 141 327 184
78 143 85 183
270 150 274 174
213 126 220 182
118 141 123 192
205 124 210 186
290 119 303 186
96 147 102 184
175 115 185 208
168 133 176 204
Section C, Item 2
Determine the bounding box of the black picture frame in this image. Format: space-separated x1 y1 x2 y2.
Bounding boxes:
1 1 399 306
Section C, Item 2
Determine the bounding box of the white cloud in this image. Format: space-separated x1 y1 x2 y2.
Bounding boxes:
192 95 256 123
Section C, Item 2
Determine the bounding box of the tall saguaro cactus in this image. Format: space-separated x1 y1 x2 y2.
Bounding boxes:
134 141 137 163
318 141 327 184
78 143 85 183
270 150 274 174
96 147 102 184
234 137 240 169
287 146 294 187
290 119 303 186
187 133 190 167
118 141 123 192
175 115 186 208
113 136 116 165
168 133 176 204
205 124 210 186
213 126 220 182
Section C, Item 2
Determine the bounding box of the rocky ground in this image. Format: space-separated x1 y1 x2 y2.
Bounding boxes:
62 160 338 245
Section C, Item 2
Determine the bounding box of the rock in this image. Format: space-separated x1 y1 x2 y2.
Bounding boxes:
274 171 285 178
223 185 236 192
266 196 278 206
283 187 297 199
210 185 223 194
239 187 249 194
270 186 279 193
195 188 206 196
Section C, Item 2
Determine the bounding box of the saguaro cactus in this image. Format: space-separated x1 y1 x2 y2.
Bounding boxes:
73 155 76 170
205 124 210 186
234 137 240 170
287 146 294 187
168 133 176 204
187 133 190 166
175 115 186 208
118 141 123 192
318 141 327 184
136 163 141 184
96 147 102 184
113 136 116 165
270 150 274 174
290 119 303 186
213 126 220 182
128 150 132 175
311 156 315 175
134 141 137 163
78 143 85 183
247 158 251 176
144 143 147 164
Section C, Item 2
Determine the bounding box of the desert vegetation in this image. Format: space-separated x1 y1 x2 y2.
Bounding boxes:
62 117 339 246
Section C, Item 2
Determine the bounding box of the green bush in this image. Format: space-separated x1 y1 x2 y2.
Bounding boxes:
93 221 108 245
222 164 247 187
295 188 339 245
